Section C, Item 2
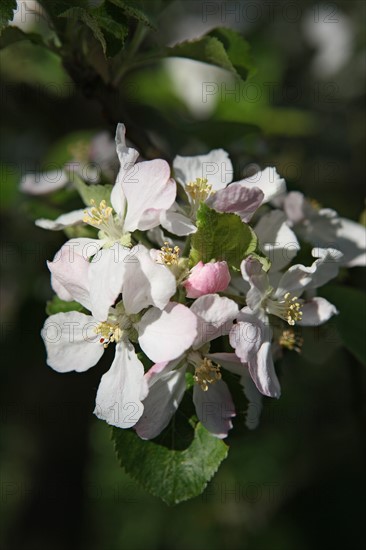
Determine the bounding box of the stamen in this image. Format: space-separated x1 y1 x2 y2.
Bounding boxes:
186 178 214 203
193 358 221 391
159 242 180 266
95 321 122 348
83 199 113 228
279 329 303 353
266 292 303 326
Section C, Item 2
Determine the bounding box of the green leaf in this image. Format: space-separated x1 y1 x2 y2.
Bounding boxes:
0 26 46 49
319 285 366 366
108 0 155 29
0 0 16 34
112 422 228 505
168 27 255 81
190 203 258 269
46 295 86 316
69 172 113 207
60 7 107 54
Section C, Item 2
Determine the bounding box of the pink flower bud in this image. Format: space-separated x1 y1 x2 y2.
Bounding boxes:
183 261 231 298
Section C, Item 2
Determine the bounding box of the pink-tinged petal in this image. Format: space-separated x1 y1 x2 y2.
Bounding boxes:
135 367 187 440
138 303 197 363
111 123 139 216
122 160 176 232
248 341 281 398
160 209 197 236
283 191 308 224
47 244 92 311
41 312 104 373
94 340 144 429
208 354 263 429
193 380 235 438
35 209 85 231
173 149 233 191
89 245 130 321
20 170 69 195
183 261 231 299
190 294 238 349
298 297 338 326
238 167 286 203
207 183 264 222
122 245 176 314
254 210 300 271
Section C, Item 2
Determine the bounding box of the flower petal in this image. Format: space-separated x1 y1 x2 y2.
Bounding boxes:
193 380 235 438
190 294 239 349
121 245 176 314
173 149 233 191
298 297 338 326
20 170 69 195
207 183 264 221
122 160 176 232
111 123 139 216
160 209 197 236
248 340 281 398
35 209 85 231
138 303 197 362
183 261 231 299
229 318 264 363
41 312 104 372
254 210 300 271
135 366 187 440
238 167 286 203
94 340 144 429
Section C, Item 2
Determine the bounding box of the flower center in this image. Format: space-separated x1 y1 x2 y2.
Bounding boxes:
193 357 221 391
95 321 123 348
83 199 128 243
265 292 303 326
159 242 180 266
186 178 214 204
83 199 113 228
279 329 303 353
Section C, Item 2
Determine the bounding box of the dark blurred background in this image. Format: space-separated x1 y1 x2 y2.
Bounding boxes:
1 1 365 549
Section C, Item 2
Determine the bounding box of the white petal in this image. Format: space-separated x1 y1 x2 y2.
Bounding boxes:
111 123 139 216
238 167 286 203
35 209 85 231
20 170 69 195
334 218 366 267
160 209 197 236
94 340 144 429
207 183 264 221
248 340 281 398
135 367 187 440
173 149 233 191
41 312 104 372
122 160 176 232
193 380 235 438
298 297 338 326
229 320 263 363
254 210 300 271
47 244 92 310
122 245 176 314
138 303 197 363
190 294 239 349
208 354 262 430
89 245 130 321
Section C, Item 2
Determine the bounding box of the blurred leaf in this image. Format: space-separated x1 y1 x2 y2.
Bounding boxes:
108 0 155 29
320 285 366 366
112 422 228 505
46 295 86 316
42 131 94 170
0 26 46 49
0 0 16 34
190 203 257 269
0 162 20 208
168 27 255 81
69 172 113 207
60 7 107 54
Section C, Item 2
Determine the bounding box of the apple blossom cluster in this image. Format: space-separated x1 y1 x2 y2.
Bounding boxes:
28 123 366 440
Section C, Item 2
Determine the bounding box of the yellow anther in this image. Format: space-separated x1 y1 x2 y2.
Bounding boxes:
279 329 303 353
83 199 113 228
186 178 214 203
95 321 123 348
283 292 303 326
193 358 221 392
159 242 180 266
